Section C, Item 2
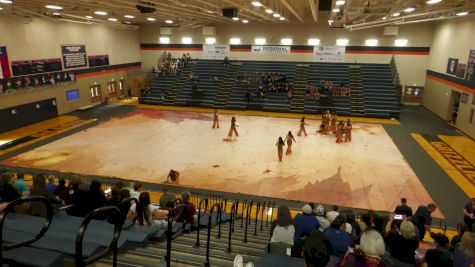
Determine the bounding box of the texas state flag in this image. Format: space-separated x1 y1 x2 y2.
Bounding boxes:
0 46 11 79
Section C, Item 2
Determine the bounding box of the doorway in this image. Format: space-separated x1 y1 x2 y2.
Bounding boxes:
107 81 118 98
90 85 102 104
119 79 125 97
448 91 461 123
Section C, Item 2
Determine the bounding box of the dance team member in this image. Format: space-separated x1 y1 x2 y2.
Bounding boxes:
167 169 180 184
212 109 219 129
330 112 337 134
228 116 239 137
285 131 297 155
297 116 309 137
336 121 344 143
276 137 285 161
345 119 352 142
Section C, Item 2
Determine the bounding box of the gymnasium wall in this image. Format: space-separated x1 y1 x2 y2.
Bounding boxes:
139 21 433 86
423 16 475 138
0 16 142 115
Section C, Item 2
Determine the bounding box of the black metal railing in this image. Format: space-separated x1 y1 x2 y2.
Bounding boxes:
240 200 248 228
75 206 123 267
254 201 261 236
204 203 222 267
244 200 253 243
0 196 53 263
227 200 239 253
195 197 209 247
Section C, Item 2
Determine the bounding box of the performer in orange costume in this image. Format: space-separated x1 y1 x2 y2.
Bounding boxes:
345 119 352 142
284 131 297 155
276 137 285 161
330 112 338 134
228 116 239 137
336 121 344 143
297 116 308 136
212 109 219 129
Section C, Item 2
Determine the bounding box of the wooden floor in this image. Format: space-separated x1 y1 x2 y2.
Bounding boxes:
1 108 440 216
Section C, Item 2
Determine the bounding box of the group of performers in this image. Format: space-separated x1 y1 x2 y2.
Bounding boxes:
211 109 353 162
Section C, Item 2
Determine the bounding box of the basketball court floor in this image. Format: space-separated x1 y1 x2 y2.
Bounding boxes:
0 107 443 218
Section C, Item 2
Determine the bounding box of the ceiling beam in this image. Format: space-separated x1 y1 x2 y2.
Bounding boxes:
280 0 304 22
309 0 319 22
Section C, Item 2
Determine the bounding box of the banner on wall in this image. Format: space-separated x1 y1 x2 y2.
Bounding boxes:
88 55 110 67
456 63 467 79
313 46 346 62
466 50 475 82
446 57 458 75
11 58 63 76
0 46 11 79
203 45 230 60
251 45 291 54
61 45 87 69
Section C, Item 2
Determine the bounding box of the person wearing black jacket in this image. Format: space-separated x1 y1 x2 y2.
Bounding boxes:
0 172 20 203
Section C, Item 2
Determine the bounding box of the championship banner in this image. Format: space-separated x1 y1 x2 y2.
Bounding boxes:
0 46 11 79
313 46 346 62
61 44 87 69
203 44 230 60
88 55 110 67
466 50 475 82
251 45 291 54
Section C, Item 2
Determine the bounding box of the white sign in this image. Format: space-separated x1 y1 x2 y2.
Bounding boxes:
313 46 346 62
251 45 291 54
203 44 230 60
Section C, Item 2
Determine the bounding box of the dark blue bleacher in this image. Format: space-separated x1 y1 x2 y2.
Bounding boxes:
361 64 400 118
143 73 180 105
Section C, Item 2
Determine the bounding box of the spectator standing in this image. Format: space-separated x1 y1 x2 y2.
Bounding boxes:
0 172 20 203
45 175 57 194
173 191 196 224
159 188 176 209
324 215 353 257
13 172 29 195
294 204 320 241
463 198 475 231
394 197 413 217
270 206 294 245
337 230 392 267
412 203 437 240
386 220 419 264
54 178 69 201
83 179 107 215
65 175 87 217
129 182 144 199
314 204 330 231
326 205 340 223
423 233 453 267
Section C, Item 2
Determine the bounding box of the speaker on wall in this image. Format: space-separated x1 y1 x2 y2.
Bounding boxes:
222 7 238 18
384 26 398 36
136 5 156 13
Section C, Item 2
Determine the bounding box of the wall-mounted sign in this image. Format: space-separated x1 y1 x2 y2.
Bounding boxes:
251 45 291 54
313 46 346 62
61 45 87 69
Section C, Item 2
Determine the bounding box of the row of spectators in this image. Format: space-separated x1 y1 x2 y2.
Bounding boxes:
152 52 191 76
270 199 475 267
237 72 294 102
305 80 351 101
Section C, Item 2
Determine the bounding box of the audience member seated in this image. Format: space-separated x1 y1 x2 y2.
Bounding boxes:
324 215 353 257
463 197 475 232
173 191 196 224
345 211 362 243
270 206 295 246
373 215 388 242
451 223 468 249
65 175 88 217
326 205 340 223
294 204 320 242
386 219 419 264
159 188 176 209
83 179 107 215
423 233 452 267
0 172 20 203
29 173 63 216
46 175 57 194
336 230 392 267
453 231 475 267
127 192 168 229
129 182 144 199
54 178 68 200
302 230 333 267
13 172 29 195
394 197 413 217
314 204 330 231
412 203 437 240
223 56 229 66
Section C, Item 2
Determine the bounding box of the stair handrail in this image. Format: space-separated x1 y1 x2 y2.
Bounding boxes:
195 197 209 247
244 200 254 243
76 206 123 267
204 203 222 267
227 200 239 253
217 198 227 239
240 199 248 228
0 196 53 263
254 201 261 236
260 200 266 231
265 201 271 227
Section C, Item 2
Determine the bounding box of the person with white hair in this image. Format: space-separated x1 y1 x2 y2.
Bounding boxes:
314 204 330 231
386 220 419 264
337 230 392 266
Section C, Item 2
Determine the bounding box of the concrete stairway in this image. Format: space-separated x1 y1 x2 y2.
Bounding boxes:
289 64 309 113
163 62 195 105
349 65 365 116
213 63 242 109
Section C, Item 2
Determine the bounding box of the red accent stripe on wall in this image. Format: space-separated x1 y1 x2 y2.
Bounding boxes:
427 74 475 94
291 50 313 54
76 66 141 79
141 47 203 51
346 50 429 55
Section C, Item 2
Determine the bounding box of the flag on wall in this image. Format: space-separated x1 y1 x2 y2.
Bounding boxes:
0 46 11 79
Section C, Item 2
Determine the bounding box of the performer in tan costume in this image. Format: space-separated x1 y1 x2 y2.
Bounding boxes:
212 109 219 129
297 116 308 137
228 116 239 137
276 137 285 161
345 119 352 142
284 131 297 155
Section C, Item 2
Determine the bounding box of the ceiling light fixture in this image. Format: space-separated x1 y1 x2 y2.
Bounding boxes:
159 37 170 44
333 8 340 12
365 39 379 46
85 15 93 19
265 9 273 14
456 11 469 16
94 11 107 16
242 19 249 23
230 38 241 45
53 12 60 16
255 38 266 45
207 10 213 13
279 17 285 21
108 18 118 22
281 38 292 45
404 7 415 13
426 0 442 4
308 38 320 45
382 16 387 20
165 19 173 24
147 17 156 21
182 37 192 44
335 0 345 5
124 15 135 19
273 13 281 18
251 1 263 7
392 12 400 17
336 39 349 46
395 39 408 46
124 21 131 24
0 7 3 10
0 0 13 3
232 17 239 21
45 5 63 10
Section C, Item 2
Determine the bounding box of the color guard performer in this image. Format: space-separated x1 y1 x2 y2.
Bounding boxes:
336 121 344 143
212 109 219 129
345 119 352 142
228 116 239 137
330 112 338 134
297 116 309 136
276 137 285 161
284 131 297 155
